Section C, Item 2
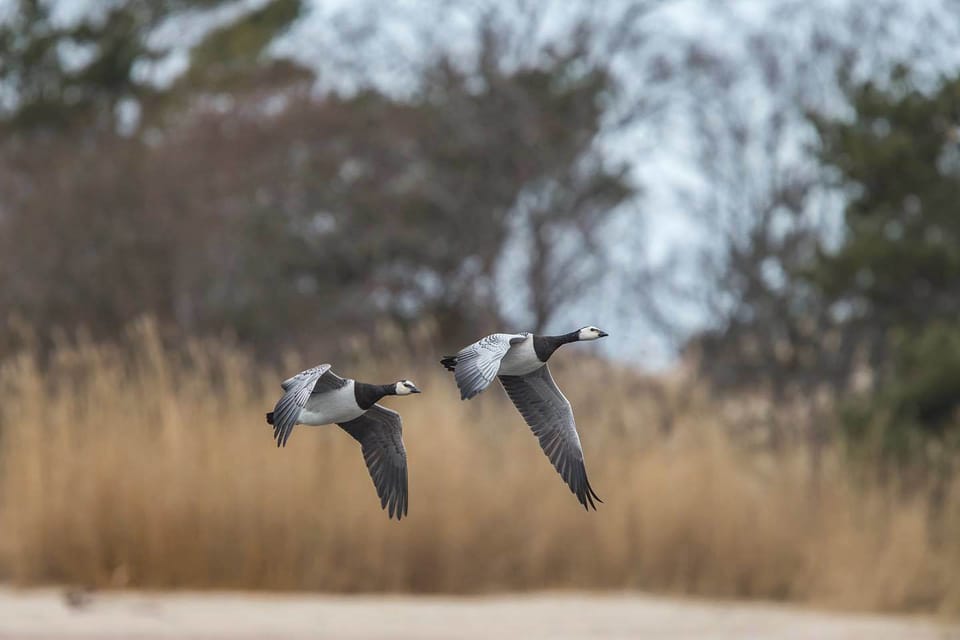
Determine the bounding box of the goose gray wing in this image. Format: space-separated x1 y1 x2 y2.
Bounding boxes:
447 333 527 400
338 405 409 520
272 364 331 447
280 363 334 391
312 368 348 394
498 365 602 510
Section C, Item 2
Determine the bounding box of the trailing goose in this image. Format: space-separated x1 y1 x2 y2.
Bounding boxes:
440 326 608 510
265 364 420 520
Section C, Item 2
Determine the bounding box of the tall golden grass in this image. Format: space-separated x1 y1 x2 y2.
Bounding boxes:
1 320 959 613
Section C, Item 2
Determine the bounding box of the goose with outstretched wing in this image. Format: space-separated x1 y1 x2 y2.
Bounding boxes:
441 327 608 510
266 364 420 520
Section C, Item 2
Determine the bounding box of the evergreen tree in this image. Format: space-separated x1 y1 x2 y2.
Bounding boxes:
810 69 960 440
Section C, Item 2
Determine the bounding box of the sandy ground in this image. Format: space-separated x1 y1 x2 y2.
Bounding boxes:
0 589 956 640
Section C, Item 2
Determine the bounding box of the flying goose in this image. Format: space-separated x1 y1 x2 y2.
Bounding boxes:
265 364 420 520
440 326 608 510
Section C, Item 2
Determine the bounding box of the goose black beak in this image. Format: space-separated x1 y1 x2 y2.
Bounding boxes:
598 331 609 338
410 386 422 394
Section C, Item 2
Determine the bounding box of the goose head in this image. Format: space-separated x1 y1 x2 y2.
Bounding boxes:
576 326 609 341
393 379 422 395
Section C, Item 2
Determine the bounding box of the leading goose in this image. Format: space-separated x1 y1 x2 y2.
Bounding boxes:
440 326 608 510
265 364 420 520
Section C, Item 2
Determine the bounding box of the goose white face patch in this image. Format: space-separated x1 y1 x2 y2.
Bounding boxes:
578 326 607 341
395 380 421 395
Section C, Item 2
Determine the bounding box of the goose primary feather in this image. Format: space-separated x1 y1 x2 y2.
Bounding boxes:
266 364 420 520
440 326 608 510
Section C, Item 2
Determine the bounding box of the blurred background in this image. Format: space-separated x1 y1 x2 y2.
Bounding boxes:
2 0 960 620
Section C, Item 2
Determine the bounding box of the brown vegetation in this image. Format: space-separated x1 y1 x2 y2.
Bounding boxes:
0 321 958 614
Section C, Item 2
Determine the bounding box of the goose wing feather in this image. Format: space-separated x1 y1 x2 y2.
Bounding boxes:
452 333 527 400
312 368 348 394
272 364 331 447
338 405 409 520
498 365 601 510
280 364 333 391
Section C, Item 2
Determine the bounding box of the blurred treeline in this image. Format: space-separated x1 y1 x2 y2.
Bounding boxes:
0 0 640 354
2 0 960 459
678 6 960 461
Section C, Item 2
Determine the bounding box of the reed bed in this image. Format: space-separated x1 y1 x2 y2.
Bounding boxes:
1 321 958 614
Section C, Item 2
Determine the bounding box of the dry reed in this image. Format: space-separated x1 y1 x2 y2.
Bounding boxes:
1 320 958 614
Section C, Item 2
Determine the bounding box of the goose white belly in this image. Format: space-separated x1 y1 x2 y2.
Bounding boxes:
298 381 365 426
498 334 544 376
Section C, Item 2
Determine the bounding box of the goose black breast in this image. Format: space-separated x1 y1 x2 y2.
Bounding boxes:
533 334 573 362
354 382 390 410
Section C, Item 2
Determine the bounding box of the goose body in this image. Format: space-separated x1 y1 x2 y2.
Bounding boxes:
265 364 420 520
440 326 608 510
496 334 542 376
297 380 364 425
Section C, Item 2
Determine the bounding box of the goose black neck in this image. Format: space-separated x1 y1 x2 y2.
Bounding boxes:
354 382 394 410
533 331 580 362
